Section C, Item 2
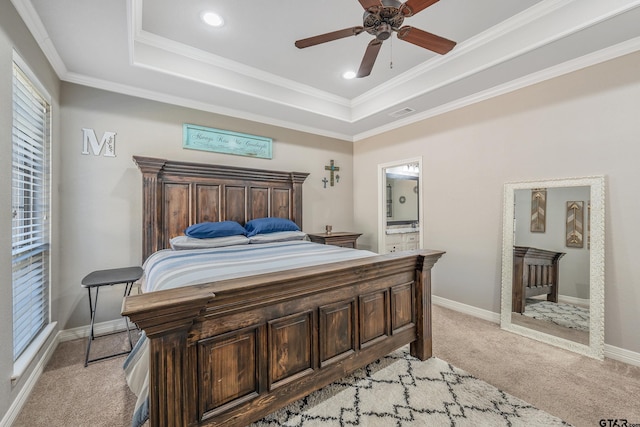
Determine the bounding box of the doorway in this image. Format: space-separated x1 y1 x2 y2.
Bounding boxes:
377 157 423 254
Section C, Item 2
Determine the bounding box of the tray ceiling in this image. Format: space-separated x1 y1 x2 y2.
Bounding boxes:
14 0 640 141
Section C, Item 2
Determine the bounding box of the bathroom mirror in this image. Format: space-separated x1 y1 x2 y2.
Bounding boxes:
386 173 419 225
500 176 605 359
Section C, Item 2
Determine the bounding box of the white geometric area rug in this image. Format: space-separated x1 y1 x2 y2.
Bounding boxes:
252 347 570 427
523 299 590 332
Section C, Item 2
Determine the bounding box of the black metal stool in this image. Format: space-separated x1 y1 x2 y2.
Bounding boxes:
81 266 143 367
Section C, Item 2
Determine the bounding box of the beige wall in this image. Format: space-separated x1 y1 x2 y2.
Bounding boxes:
58 83 355 330
0 0 61 418
354 50 640 353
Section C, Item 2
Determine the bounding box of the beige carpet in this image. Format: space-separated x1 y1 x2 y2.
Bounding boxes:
12 305 640 427
432 306 640 427
13 330 139 427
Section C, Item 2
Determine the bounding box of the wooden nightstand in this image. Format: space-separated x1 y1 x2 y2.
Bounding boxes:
307 232 362 249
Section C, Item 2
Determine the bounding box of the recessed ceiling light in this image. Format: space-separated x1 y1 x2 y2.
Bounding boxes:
201 11 224 27
342 71 356 80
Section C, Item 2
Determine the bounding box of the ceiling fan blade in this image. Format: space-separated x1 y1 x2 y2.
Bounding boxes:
400 0 439 16
358 0 382 10
397 26 456 54
295 26 364 49
357 39 383 78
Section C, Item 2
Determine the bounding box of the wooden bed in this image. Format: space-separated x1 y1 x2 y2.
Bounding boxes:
122 156 445 427
512 246 565 313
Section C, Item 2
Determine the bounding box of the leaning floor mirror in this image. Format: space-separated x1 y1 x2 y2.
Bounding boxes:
500 176 605 359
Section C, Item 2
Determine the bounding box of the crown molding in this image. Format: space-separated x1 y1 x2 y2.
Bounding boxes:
10 0 67 77
131 0 350 109
352 0 575 108
63 71 354 142
135 31 351 108
13 0 640 141
351 0 640 121
354 35 640 141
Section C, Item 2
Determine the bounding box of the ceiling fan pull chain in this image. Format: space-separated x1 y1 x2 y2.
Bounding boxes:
390 37 394 69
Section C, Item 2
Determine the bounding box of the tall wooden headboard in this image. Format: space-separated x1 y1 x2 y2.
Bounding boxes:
133 156 309 260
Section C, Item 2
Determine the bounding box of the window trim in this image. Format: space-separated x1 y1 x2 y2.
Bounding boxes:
11 322 57 384
13 52 51 104
11 50 54 379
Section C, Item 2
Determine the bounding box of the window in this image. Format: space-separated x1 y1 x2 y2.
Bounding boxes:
12 57 51 362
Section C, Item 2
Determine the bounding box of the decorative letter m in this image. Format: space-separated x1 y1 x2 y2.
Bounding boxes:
81 128 116 157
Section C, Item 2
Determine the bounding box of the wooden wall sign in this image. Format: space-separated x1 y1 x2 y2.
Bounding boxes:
183 124 272 159
530 188 546 233
566 201 584 248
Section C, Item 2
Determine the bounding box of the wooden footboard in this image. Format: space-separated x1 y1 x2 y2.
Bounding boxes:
122 249 444 427
512 246 565 314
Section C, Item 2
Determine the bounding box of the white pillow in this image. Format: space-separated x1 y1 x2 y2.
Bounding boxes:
170 235 249 250
248 231 308 244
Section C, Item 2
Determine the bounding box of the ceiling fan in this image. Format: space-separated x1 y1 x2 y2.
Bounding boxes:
295 0 456 78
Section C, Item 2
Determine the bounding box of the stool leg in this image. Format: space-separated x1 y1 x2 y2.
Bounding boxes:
84 287 99 367
123 281 134 350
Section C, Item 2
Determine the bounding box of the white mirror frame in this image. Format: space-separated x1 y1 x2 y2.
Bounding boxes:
500 176 605 359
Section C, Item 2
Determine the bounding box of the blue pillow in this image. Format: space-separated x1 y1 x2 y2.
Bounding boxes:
184 221 246 239
244 217 300 237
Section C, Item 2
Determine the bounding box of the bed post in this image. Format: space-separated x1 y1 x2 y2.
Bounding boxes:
290 172 307 229
147 330 191 427
122 288 216 427
133 156 167 261
410 252 443 360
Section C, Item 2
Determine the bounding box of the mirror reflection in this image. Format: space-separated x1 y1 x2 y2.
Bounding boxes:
386 166 419 225
511 186 590 345
500 176 605 360
379 160 422 254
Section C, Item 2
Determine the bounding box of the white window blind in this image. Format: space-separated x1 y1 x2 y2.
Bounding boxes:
12 61 51 361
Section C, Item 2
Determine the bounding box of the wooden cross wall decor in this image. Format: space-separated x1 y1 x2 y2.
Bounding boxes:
324 160 340 187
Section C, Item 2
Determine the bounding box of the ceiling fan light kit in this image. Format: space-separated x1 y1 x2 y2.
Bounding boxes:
295 0 456 78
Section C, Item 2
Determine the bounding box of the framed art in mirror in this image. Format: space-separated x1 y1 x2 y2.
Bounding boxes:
500 176 605 360
530 188 546 233
566 201 584 248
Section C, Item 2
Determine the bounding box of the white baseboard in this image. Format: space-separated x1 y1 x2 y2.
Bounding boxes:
58 318 130 342
604 344 640 367
432 295 501 323
0 329 60 427
432 295 640 367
